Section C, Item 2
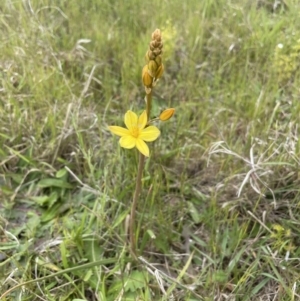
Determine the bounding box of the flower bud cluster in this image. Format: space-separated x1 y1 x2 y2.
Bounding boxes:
142 29 164 90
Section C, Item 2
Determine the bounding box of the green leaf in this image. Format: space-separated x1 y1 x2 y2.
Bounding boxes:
112 209 129 229
154 233 169 253
125 271 147 292
41 202 63 222
146 229 156 239
5 146 34 165
211 270 228 284
250 277 270 297
38 178 73 189
187 201 201 223
0 185 14 195
56 168 67 178
9 173 24 184
32 192 58 207
227 246 247 273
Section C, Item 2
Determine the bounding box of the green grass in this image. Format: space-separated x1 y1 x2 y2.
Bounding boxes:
1 0 300 300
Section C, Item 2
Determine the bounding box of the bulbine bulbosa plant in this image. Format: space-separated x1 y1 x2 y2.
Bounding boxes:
108 29 175 258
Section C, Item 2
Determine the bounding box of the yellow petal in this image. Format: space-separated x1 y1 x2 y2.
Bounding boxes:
136 138 150 157
139 126 160 142
119 135 136 149
109 126 130 137
124 110 138 130
138 111 147 129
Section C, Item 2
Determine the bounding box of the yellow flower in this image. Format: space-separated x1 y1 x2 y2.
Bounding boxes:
108 110 160 157
159 108 175 121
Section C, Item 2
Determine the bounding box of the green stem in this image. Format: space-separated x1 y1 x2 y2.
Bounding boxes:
129 90 152 258
129 152 145 258
146 90 152 119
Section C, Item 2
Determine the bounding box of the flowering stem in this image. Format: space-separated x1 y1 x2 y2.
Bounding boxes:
146 91 152 119
129 152 144 258
129 91 152 258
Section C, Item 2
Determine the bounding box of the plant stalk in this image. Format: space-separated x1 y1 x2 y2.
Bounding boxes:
129 90 152 258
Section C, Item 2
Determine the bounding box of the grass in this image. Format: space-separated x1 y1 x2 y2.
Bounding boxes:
1 0 300 300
